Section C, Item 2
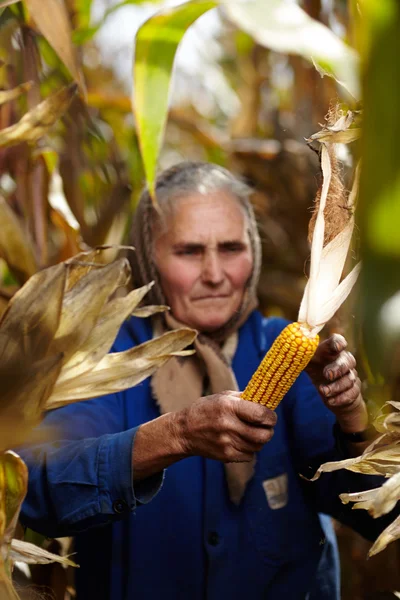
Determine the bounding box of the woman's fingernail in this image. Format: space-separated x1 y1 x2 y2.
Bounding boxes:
321 386 330 396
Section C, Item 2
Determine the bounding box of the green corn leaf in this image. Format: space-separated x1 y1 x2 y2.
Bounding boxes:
132 0 217 200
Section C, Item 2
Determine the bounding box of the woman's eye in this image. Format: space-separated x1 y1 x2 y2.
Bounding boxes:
220 244 244 254
176 248 202 256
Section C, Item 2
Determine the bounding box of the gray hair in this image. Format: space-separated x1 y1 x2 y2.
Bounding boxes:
129 161 261 335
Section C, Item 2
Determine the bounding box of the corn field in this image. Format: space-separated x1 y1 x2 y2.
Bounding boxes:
0 0 400 598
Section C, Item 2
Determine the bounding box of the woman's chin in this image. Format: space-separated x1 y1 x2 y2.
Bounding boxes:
191 314 231 332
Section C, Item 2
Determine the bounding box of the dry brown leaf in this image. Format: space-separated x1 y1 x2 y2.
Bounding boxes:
26 0 85 93
131 305 169 318
49 258 130 364
0 84 77 148
64 246 131 291
308 110 361 144
0 196 38 283
57 282 155 384
0 354 63 451
0 82 32 106
0 452 28 543
10 539 78 568
369 513 400 557
48 328 197 407
309 128 361 144
309 444 400 480
0 264 65 373
340 488 380 511
366 471 400 518
0 452 28 596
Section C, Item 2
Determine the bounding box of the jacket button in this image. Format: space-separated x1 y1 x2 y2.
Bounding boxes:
208 531 220 546
113 499 128 514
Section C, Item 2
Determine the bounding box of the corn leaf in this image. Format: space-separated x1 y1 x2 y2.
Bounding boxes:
0 263 65 371
0 84 77 148
57 282 156 384
25 0 85 93
0 452 28 591
340 487 380 511
0 354 63 451
48 328 197 407
50 258 131 364
0 195 38 283
369 513 400 557
10 539 78 567
0 452 28 543
367 471 400 518
309 444 400 481
65 249 108 291
131 305 169 318
222 0 360 100
308 128 361 144
132 0 217 198
0 0 20 7
0 82 32 106
358 0 400 377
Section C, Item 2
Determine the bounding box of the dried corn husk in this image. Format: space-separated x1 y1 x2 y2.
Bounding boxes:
297 108 361 336
0 248 196 451
312 401 400 556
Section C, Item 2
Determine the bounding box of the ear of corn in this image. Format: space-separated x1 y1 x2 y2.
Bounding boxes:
241 322 319 409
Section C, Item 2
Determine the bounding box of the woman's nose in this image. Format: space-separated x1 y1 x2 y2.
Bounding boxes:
201 251 224 284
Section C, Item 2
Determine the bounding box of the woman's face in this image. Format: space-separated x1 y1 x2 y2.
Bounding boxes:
154 190 253 332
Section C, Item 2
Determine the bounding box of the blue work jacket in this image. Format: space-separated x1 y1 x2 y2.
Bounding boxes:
19 312 387 600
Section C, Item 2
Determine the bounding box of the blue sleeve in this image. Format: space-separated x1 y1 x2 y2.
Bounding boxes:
18 393 164 538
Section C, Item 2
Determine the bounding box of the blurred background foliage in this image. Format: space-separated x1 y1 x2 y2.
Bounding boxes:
1 0 400 598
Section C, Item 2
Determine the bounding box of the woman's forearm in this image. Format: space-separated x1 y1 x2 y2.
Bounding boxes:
132 413 187 481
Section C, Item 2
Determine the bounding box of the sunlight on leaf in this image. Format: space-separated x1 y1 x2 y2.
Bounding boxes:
25 0 85 93
0 196 38 283
10 538 78 567
132 0 217 199
369 513 400 557
49 328 196 406
0 84 77 148
0 82 32 106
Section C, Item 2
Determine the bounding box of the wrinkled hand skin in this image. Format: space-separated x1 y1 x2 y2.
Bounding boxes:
305 334 368 433
133 392 277 482
176 391 277 463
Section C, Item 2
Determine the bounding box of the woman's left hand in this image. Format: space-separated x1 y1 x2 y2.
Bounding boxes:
305 333 368 433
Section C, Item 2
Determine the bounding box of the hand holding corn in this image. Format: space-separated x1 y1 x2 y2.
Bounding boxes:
305 334 368 434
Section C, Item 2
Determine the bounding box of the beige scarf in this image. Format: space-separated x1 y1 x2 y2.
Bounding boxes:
129 162 262 504
151 302 258 505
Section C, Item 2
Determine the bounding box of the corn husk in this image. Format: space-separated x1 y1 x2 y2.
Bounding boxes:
298 109 361 337
311 401 400 556
9 539 78 568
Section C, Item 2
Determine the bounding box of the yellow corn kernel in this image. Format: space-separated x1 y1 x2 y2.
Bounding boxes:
241 322 319 410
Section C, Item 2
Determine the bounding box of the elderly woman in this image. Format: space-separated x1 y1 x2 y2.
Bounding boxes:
20 162 386 600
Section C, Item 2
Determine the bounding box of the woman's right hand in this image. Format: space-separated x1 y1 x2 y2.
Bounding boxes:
133 391 276 481
173 391 277 463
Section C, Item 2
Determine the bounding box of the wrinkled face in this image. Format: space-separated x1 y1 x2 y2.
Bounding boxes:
154 191 253 332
